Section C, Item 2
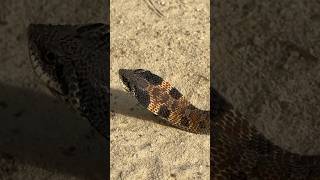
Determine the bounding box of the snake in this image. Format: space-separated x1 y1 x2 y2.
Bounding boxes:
28 23 320 179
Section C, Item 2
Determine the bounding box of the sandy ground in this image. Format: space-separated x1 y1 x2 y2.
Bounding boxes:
110 0 210 179
0 0 107 179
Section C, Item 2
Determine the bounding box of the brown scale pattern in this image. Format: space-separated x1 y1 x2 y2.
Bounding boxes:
145 80 210 134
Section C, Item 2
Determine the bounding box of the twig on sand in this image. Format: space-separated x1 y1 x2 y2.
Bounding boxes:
143 0 164 17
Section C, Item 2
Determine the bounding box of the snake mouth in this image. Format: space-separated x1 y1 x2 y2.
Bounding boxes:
119 68 150 96
47 85 64 96
120 76 134 93
119 69 134 93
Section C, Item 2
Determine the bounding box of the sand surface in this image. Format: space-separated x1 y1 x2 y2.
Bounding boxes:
110 0 210 179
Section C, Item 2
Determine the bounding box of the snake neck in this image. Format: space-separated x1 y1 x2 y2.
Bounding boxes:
138 80 210 134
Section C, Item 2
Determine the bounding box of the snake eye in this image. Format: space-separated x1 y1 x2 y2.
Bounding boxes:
121 76 132 92
44 52 56 64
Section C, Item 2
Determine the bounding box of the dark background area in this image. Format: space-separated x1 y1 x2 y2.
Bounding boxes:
213 0 320 155
0 0 108 179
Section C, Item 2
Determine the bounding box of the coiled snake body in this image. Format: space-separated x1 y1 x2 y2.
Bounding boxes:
28 23 320 180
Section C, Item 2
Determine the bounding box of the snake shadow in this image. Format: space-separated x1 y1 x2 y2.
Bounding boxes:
110 88 179 130
0 83 106 180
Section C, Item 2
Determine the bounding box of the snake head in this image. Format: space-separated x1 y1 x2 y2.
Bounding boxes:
28 23 108 98
119 69 164 107
28 24 109 138
28 24 74 96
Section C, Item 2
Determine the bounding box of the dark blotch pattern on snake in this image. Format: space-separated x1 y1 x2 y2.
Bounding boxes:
119 69 210 134
120 69 320 180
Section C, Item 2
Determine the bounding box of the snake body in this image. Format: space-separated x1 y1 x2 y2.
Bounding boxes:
212 89 320 180
119 69 210 134
28 24 320 179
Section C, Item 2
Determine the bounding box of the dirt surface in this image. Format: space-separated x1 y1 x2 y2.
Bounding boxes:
110 0 210 179
213 0 320 156
0 1 107 179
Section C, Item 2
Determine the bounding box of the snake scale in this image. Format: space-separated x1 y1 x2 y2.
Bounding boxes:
28 23 320 179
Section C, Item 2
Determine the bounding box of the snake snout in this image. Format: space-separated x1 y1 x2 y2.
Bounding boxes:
119 69 133 92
